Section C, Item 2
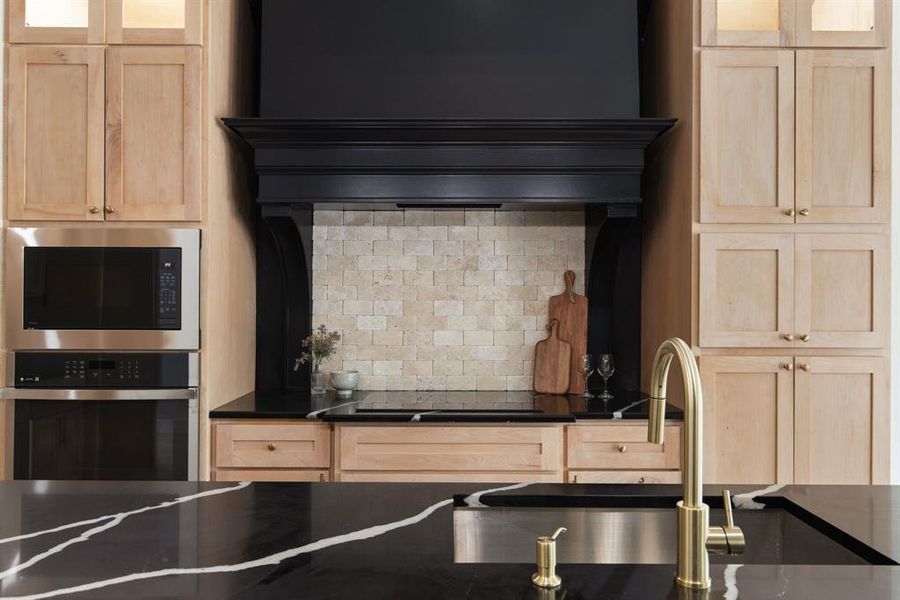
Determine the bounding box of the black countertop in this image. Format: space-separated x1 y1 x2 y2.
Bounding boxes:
0 480 898 599
210 390 684 422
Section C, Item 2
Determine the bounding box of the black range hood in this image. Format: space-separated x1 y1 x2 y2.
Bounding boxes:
224 0 674 206
222 117 675 205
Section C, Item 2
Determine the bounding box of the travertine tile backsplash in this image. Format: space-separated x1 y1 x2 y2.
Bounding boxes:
312 209 585 390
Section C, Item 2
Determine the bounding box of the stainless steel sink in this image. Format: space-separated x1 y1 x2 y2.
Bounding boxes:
454 504 881 566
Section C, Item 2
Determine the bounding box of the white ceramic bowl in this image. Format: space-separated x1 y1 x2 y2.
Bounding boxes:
330 370 359 398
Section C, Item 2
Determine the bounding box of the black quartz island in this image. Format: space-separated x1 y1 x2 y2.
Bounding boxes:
210 390 683 422
0 481 898 599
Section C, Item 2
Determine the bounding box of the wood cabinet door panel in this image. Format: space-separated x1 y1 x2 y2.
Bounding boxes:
700 0 795 46
794 357 887 484
794 234 888 348
566 424 681 470
8 0 105 43
796 50 889 223
106 46 201 221
8 46 105 220
700 50 794 223
213 422 332 469
106 0 202 44
699 234 795 347
795 0 889 47
700 356 793 485
337 426 562 473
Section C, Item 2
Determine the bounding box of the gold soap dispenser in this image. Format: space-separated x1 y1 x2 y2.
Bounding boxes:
531 527 567 588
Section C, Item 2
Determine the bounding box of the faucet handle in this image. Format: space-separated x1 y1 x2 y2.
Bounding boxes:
707 490 746 556
532 527 566 588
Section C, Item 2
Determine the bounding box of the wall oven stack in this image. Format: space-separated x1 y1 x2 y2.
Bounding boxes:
3 228 200 481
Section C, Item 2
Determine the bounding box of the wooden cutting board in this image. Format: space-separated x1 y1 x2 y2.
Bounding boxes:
533 319 572 395
548 270 588 394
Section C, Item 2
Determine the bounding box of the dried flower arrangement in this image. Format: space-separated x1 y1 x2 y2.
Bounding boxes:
294 324 341 373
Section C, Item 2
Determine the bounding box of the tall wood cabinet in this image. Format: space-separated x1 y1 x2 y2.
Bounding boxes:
643 0 890 484
5 0 203 222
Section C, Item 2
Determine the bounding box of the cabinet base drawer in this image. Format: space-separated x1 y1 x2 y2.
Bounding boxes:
212 468 330 482
567 424 681 470
213 421 331 469
336 471 563 483
567 470 682 484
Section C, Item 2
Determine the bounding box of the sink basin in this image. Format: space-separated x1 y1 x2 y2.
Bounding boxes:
453 497 893 566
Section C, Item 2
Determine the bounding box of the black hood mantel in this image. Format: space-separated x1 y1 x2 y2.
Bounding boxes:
222 117 675 205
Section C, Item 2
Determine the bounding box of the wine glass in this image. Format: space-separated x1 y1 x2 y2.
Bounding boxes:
580 355 594 398
598 354 615 400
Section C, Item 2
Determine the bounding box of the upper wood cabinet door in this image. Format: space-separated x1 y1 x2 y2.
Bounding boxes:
794 356 888 484
796 50 889 223
7 46 105 221
106 0 202 44
700 50 794 223
796 0 890 47
700 0 795 46
106 46 202 221
699 233 795 348
8 0 105 43
700 356 794 485
794 233 888 348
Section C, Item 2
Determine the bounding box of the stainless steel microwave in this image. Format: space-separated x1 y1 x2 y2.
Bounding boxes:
5 228 200 350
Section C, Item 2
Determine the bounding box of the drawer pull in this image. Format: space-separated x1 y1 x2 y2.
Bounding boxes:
798 208 810 216
617 444 627 453
799 363 811 372
319 473 326 482
782 333 794 341
799 334 810 343
267 443 276 451
781 362 793 371
638 476 646 484
784 208 795 217
572 474 578 484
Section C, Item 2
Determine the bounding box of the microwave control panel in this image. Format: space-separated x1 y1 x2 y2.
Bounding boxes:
156 249 181 329
13 352 191 388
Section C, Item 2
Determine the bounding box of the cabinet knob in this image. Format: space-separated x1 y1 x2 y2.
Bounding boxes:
782 333 794 341
799 363 811 372
572 474 578 484
104 205 115 214
798 208 810 216
781 362 794 371
784 208 796 217
617 444 627 453
89 206 100 214
638 476 646 484
799 334 810 343
267 443 276 451
319 473 326 482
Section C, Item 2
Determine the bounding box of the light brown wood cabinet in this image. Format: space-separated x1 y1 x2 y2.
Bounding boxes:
567 471 682 484
7 0 202 45
795 50 889 223
700 0 889 48
794 356 888 484
700 356 794 485
701 48 889 224
6 45 202 222
334 425 564 482
701 355 888 485
700 233 887 348
106 46 202 221
211 420 332 482
7 46 106 220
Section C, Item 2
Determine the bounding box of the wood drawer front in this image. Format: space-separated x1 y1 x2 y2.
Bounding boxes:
567 425 681 470
567 470 682 485
337 471 563 483
338 426 562 473
214 422 331 469
212 469 330 483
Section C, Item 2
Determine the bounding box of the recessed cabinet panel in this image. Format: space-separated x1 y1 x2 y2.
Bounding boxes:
7 46 105 220
106 46 202 221
796 50 888 223
700 50 794 223
106 0 202 44
701 0 794 46
8 0 104 43
796 0 889 47
794 234 888 348
794 357 887 484
699 234 795 347
700 356 793 485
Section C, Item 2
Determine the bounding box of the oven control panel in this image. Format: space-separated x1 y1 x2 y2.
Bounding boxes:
13 352 191 388
156 248 182 329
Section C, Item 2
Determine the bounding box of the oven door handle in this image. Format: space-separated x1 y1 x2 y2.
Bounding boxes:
1 388 198 400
